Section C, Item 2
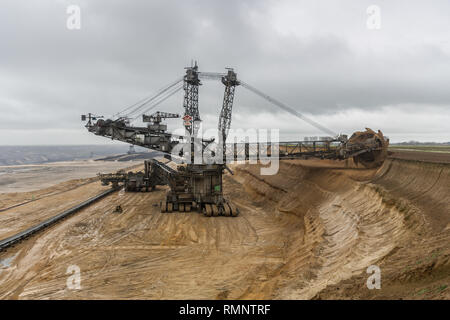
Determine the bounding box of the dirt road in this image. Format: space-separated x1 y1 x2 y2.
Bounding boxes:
0 157 448 299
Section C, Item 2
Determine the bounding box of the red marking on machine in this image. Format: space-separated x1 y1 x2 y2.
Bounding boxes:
183 115 192 126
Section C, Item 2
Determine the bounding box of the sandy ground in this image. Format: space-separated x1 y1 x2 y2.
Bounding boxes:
0 160 142 193
389 150 450 164
0 162 144 241
0 153 448 299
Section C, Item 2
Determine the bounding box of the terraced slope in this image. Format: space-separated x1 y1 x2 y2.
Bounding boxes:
0 158 448 299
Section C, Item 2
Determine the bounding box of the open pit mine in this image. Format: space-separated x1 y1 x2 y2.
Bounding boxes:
0 65 448 300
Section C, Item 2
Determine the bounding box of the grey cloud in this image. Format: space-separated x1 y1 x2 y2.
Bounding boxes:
0 0 449 143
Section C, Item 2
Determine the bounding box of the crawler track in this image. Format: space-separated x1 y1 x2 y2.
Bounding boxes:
0 187 118 251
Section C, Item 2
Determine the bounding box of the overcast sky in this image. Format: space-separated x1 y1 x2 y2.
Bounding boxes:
0 0 449 145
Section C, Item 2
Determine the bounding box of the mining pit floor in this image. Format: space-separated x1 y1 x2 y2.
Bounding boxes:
0 153 448 299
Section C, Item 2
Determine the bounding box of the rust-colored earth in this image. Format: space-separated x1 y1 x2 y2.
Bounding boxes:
0 152 448 299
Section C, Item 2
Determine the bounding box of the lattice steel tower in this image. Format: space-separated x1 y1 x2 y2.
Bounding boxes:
183 62 201 136
219 68 240 146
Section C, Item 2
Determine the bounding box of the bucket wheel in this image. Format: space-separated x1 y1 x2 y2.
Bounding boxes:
348 128 389 168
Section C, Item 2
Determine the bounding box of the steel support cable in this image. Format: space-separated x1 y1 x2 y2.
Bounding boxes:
132 84 184 120
138 83 183 116
239 80 337 137
125 78 183 118
118 77 183 118
113 77 183 119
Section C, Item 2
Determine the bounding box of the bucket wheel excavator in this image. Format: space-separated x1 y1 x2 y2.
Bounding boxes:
346 128 389 168
84 63 389 217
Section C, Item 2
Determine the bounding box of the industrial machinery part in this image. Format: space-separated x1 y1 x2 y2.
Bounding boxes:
87 116 180 153
218 68 240 146
99 172 128 189
345 128 389 168
160 163 239 217
99 160 239 216
81 113 103 126
142 111 180 134
183 62 201 136
98 160 168 192
143 111 180 125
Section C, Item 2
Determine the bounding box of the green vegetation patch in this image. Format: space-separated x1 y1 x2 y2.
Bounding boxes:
389 144 450 153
